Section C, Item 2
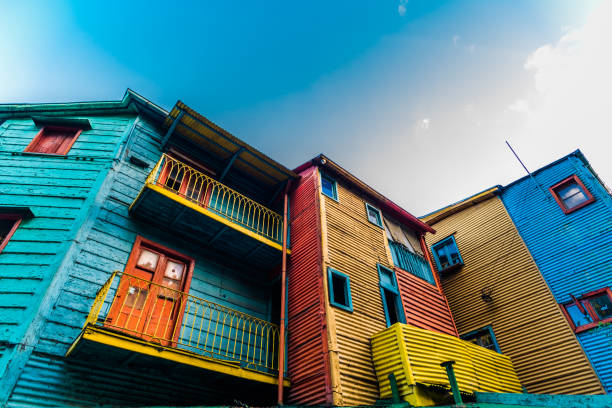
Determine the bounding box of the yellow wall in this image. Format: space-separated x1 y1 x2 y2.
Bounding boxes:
319 175 396 406
425 196 604 395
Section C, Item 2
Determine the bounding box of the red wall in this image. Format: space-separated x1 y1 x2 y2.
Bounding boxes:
287 166 331 405
396 267 457 336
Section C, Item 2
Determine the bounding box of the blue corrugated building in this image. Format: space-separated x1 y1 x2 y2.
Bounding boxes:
501 150 612 393
0 90 295 407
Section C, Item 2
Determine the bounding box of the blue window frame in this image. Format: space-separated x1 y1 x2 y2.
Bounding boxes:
328 267 353 312
431 235 463 272
320 172 338 200
388 241 436 285
461 325 501 353
365 203 383 227
377 264 406 327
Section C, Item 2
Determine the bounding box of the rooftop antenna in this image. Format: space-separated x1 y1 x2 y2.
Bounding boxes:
505 140 549 198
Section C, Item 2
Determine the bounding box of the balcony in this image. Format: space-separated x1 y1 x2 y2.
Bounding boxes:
371 323 522 407
67 271 288 388
130 154 289 269
388 241 436 285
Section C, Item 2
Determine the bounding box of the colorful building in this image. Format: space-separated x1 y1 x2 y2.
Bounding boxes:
501 150 612 393
286 155 521 406
0 91 296 406
0 91 523 406
422 150 612 396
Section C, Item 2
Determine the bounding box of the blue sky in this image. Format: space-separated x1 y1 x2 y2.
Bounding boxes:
1 0 609 214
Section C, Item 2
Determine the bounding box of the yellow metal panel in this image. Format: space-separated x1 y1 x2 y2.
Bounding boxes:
371 323 522 406
424 196 604 395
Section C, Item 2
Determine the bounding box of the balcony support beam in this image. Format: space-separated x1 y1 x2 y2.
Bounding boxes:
161 110 184 149
219 147 245 182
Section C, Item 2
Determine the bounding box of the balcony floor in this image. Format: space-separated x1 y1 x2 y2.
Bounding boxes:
130 183 288 270
67 324 290 388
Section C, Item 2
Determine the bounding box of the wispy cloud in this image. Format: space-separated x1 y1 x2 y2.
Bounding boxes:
418 117 430 130
507 99 529 113
452 34 475 54
398 0 408 17
453 35 460 46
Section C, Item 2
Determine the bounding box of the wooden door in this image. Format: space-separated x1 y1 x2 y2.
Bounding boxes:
106 237 194 346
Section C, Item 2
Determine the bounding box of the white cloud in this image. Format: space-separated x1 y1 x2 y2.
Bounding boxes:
398 0 408 17
507 99 529 113
418 118 430 130
466 44 476 54
453 35 460 46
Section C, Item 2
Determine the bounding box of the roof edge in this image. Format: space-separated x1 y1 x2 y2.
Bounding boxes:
420 186 502 225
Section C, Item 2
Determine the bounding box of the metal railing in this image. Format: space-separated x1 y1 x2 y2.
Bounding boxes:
388 241 436 284
145 154 284 244
85 271 279 373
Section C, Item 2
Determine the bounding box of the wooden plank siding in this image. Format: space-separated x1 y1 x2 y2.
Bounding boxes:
1 113 279 407
425 196 605 395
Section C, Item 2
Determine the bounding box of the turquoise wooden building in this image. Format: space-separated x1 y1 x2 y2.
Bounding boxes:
501 150 612 393
0 90 295 406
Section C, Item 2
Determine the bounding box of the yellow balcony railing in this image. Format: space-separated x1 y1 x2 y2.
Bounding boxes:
371 323 522 406
85 271 279 373
143 154 284 244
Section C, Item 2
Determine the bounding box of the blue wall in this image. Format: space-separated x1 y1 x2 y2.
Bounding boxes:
501 151 612 393
0 109 275 406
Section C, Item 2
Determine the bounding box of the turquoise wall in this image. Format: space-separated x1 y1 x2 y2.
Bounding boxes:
0 110 275 406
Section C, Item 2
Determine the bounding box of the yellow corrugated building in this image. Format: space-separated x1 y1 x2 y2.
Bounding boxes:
422 187 605 395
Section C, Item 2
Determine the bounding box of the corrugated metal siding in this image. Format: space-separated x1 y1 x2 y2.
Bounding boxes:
501 155 612 392
287 166 331 406
396 269 456 336
426 196 604 395
578 328 612 393
501 155 612 303
323 180 391 406
371 324 522 403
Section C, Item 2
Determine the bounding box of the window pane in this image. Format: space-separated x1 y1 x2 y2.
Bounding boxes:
379 268 395 288
0 219 16 243
125 286 148 309
558 183 589 209
367 207 381 226
383 289 401 326
463 329 496 351
164 261 184 280
321 176 336 199
566 303 593 327
331 274 347 306
137 249 159 270
588 294 612 320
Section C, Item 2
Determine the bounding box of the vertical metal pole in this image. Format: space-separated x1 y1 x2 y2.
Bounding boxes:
388 373 401 404
440 360 463 405
277 185 290 405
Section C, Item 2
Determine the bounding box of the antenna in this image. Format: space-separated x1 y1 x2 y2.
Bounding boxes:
505 140 549 198
505 141 531 176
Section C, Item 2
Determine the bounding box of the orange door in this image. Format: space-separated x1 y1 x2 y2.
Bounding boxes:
106 237 194 346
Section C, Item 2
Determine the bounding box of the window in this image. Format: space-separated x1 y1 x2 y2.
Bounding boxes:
388 241 436 285
431 235 463 272
549 175 595 214
328 267 353 312
0 214 22 254
562 288 612 333
365 203 383 227
378 264 406 327
320 172 338 200
24 126 82 155
461 326 501 353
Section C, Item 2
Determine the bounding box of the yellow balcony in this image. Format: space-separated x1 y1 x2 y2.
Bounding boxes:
67 271 289 388
130 154 289 269
371 323 522 406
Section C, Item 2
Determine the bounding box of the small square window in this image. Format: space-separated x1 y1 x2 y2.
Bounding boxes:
431 235 463 272
321 172 338 200
328 267 352 312
0 215 22 254
549 175 595 214
365 203 383 227
24 126 82 155
562 288 612 333
377 265 405 327
461 326 501 353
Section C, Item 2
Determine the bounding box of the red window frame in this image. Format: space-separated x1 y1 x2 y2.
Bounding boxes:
549 174 595 214
24 126 82 155
0 214 22 254
561 287 612 333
